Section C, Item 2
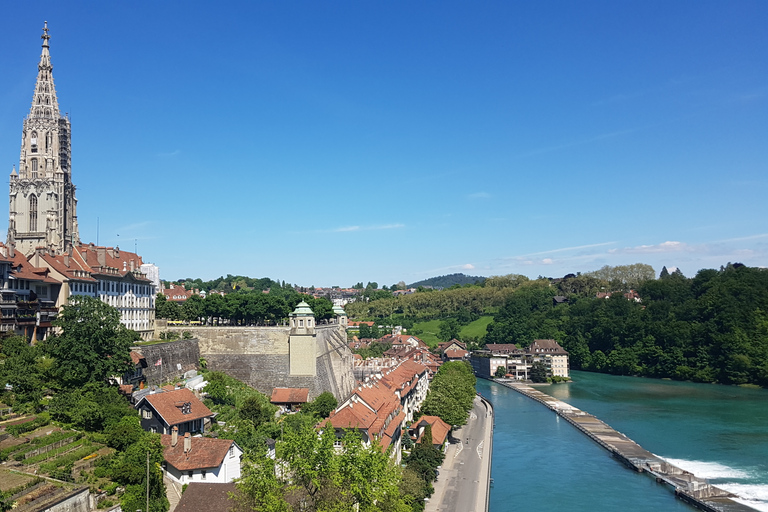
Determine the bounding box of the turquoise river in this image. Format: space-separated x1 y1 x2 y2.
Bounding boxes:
480 370 768 511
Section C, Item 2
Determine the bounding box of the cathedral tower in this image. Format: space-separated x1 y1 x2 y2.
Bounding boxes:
8 22 79 256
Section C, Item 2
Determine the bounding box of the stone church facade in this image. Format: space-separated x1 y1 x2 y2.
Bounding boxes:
3 23 156 340
8 22 79 256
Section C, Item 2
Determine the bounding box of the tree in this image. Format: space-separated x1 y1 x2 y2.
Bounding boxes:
233 449 288 512
112 432 169 512
0 336 45 406
438 318 461 342
494 365 507 378
303 391 337 418
182 294 204 322
42 296 138 388
529 361 548 382
421 361 476 426
239 395 273 428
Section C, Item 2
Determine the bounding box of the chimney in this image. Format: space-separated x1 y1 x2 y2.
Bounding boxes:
184 432 191 453
130 260 135 271
172 426 178 447
8 243 15 258
64 253 70 267
97 247 106 266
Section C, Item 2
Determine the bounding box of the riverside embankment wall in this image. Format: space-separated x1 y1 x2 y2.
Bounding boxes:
162 325 355 400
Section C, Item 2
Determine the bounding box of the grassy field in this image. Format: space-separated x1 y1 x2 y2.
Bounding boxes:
411 315 494 348
460 316 494 339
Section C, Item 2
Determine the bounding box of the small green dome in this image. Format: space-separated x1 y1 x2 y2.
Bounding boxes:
332 304 347 316
291 301 315 317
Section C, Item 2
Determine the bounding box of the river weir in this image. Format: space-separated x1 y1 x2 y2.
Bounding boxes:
495 379 758 512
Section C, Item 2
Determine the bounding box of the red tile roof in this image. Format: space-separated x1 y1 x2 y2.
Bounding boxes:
160 434 235 471
139 388 213 427
413 415 451 447
270 387 309 404
175 483 237 512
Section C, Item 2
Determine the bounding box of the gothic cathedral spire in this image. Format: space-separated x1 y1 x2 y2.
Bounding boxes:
8 22 79 256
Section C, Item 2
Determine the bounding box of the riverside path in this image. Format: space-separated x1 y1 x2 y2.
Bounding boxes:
426 394 493 512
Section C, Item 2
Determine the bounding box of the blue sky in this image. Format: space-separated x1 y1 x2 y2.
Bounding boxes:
1 1 766 287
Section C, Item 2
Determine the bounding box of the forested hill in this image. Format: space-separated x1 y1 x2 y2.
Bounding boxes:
408 273 486 289
486 264 768 387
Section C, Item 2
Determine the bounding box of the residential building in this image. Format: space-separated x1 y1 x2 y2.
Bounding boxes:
409 415 451 450
163 283 199 303
270 387 309 412
161 428 242 485
28 244 156 339
471 339 569 379
0 242 60 340
437 339 469 361
135 387 214 435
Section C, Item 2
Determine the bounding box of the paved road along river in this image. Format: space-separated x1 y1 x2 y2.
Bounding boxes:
426 395 493 512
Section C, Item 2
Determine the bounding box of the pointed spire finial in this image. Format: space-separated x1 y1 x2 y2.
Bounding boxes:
42 21 50 47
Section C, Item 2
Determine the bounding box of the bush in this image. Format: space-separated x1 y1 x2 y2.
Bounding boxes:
6 413 50 436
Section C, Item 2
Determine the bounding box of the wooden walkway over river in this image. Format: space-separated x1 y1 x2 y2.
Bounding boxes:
497 380 758 512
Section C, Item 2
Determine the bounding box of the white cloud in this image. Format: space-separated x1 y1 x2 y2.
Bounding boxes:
541 258 553 265
329 223 404 233
461 263 475 270
610 241 690 254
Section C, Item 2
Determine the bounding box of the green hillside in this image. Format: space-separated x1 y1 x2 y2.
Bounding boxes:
411 315 493 348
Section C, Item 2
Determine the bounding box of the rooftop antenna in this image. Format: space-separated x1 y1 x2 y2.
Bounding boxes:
96 217 99 245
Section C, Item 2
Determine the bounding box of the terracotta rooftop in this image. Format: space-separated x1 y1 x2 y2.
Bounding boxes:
138 388 213 426
175 483 237 512
270 387 309 404
160 434 235 471
413 415 451 446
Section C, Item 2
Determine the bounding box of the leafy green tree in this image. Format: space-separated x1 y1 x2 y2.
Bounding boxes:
421 361 476 426
233 449 289 512
239 395 273 428
49 382 134 431
112 432 169 512
42 296 138 388
405 424 444 483
105 415 145 452
204 371 235 406
0 336 45 406
303 391 337 418
182 294 204 322
494 365 507 378
529 361 548 382
438 318 460 342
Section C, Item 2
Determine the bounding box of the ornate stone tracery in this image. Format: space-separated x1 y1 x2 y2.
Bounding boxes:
8 22 79 255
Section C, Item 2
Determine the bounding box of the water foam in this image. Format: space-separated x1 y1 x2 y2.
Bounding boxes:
660 457 750 480
659 457 768 511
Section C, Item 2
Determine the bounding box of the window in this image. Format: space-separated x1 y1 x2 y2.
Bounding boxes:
29 195 38 231
229 446 234 458
188 471 193 478
143 409 152 419
31 159 38 177
201 470 206 480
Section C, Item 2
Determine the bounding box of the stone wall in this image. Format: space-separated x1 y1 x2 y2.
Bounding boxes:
133 338 200 386
164 325 355 401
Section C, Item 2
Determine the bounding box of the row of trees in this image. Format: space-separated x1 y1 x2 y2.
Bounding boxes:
421 361 477 426
486 264 768 386
155 291 334 325
345 264 656 322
